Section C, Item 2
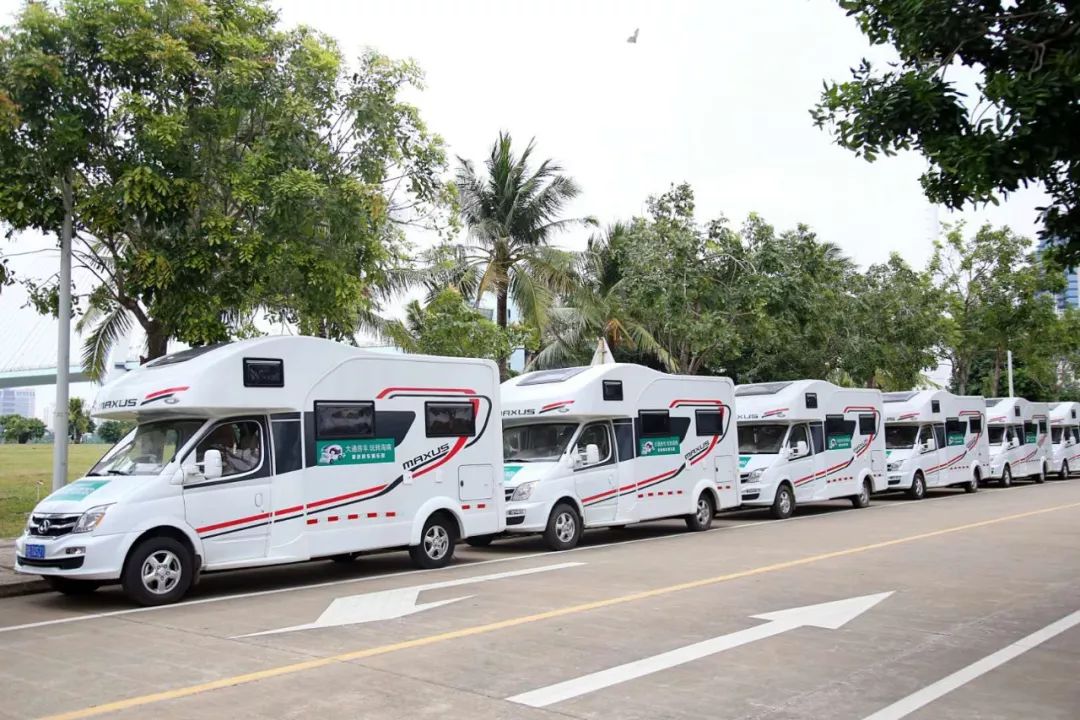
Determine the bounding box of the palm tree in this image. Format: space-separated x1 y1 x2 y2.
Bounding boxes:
533 224 674 371
448 132 592 376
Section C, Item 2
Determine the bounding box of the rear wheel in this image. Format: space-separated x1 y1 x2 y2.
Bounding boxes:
770 484 795 520
851 478 872 508
965 472 980 493
907 472 927 500
465 534 495 548
409 514 457 569
121 536 193 606
543 502 582 551
685 492 715 531
1000 465 1012 488
1035 463 1047 484
1060 461 1070 480
45 576 101 596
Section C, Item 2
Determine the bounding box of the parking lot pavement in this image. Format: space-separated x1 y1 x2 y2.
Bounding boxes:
1 481 1078 720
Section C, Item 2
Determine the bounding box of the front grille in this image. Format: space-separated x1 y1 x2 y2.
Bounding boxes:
739 473 751 482
17 555 85 570
28 514 80 538
506 515 525 526
504 488 514 502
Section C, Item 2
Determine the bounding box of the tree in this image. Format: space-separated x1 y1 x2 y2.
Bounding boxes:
96 419 134 444
68 397 93 443
0 0 449 378
1 414 47 444
446 132 592 377
812 2 1080 263
383 288 523 363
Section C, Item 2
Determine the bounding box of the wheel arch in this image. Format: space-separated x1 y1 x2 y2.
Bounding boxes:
410 500 465 545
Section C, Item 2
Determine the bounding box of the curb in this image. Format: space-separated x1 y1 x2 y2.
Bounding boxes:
0 577 50 598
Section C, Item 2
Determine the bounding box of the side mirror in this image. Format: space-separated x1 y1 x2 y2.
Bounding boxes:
921 440 935 453
1010 437 1020 449
787 441 809 459
585 443 601 465
203 449 223 480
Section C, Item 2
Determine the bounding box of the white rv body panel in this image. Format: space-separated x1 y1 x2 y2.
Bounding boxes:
735 380 886 512
1048 401 1080 477
881 390 989 492
984 397 1051 483
500 365 739 539
15 337 503 593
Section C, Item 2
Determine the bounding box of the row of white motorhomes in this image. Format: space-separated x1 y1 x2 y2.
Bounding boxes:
15 337 1077 605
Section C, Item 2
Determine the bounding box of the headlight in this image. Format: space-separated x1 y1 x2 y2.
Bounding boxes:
510 481 538 502
746 468 765 482
887 462 901 472
73 505 111 533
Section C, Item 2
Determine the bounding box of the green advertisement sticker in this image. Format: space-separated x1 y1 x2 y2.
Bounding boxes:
639 436 681 457
1026 432 1037 444
504 465 523 483
48 479 109 502
739 455 751 468
947 433 966 447
316 438 395 466
827 435 853 450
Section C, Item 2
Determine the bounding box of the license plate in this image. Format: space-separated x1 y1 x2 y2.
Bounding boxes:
25 544 45 560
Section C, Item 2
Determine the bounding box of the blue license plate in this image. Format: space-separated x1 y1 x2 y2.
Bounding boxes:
25 544 45 559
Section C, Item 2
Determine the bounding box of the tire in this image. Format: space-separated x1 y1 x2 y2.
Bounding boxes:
999 465 1012 488
907 472 927 500
1035 463 1047 484
851 478 872 508
965 472 980 494
1060 461 1070 480
329 552 360 563
121 536 194 606
685 492 715 532
543 502 583 551
465 534 495 548
770 484 795 520
409 513 457 569
44 576 101 596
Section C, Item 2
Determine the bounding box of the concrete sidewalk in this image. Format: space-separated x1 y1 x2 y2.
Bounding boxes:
0 539 48 597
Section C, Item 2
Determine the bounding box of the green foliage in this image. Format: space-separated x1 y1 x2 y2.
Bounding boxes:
383 288 521 363
96 419 135 444
0 414 47 444
0 0 449 377
67 397 93 442
813 1 1080 262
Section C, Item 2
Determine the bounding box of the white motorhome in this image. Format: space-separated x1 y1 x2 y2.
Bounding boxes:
497 365 740 550
984 397 1050 486
881 390 988 498
1048 401 1080 479
735 380 886 518
15 337 503 605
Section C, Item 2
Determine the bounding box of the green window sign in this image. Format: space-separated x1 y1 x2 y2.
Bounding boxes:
639 435 681 457
947 433 965 447
1026 432 1037 444
316 438 395 466
827 434 852 450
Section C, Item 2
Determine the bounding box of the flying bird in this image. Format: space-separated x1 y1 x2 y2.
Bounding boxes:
627 28 639 44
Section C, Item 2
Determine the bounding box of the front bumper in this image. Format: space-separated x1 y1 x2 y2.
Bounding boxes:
738 482 773 506
14 531 131 581
503 500 551 533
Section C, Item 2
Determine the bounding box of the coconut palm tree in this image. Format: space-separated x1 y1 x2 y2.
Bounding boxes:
446 132 592 376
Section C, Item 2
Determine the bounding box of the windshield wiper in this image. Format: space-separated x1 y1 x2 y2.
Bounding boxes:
106 469 130 475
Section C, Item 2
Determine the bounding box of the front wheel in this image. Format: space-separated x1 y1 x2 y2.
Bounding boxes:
1000 466 1012 488
45 576 101 596
685 492 715 531
1035 463 1047 484
409 514 457 569
851 479 872 508
907 472 926 500
1060 461 1070 480
121 536 193 606
965 473 980 493
543 502 582 551
770 484 795 520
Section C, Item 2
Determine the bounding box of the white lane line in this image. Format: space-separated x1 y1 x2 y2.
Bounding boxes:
861 609 1080 720
0 485 1013 634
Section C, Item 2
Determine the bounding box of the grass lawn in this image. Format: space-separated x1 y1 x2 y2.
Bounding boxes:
0 444 107 538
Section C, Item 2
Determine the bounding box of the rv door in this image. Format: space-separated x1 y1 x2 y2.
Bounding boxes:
572 421 618 525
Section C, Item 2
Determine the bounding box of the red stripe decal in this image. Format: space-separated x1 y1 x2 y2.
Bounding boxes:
328 515 339 522
669 399 727 408
306 518 318 525
274 505 304 517
462 504 471 510
196 511 270 534
386 511 397 518
541 400 574 412
306 483 387 510
348 514 359 520
367 512 378 518
690 435 720 466
145 385 189 401
412 435 469 479
376 386 476 399
477 503 486 509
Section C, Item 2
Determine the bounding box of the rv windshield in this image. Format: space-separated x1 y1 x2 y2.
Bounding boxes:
988 426 1007 445
738 424 787 454
885 425 919 449
1052 427 1064 443
89 419 205 476
503 423 578 463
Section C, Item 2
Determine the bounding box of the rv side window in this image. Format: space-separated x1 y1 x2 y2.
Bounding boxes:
695 409 724 436
824 415 855 450
1052 427 1064 444
858 414 877 436
613 420 635 461
271 415 303 474
574 422 613 468
602 380 623 402
786 424 810 452
1023 422 1037 444
804 393 818 409
931 400 940 413
933 423 946 449
968 415 982 434
1015 424 1028 444
243 357 284 388
1039 419 1048 435
809 423 824 454
639 410 671 437
425 402 476 437
195 420 264 478
315 402 375 440
945 419 966 446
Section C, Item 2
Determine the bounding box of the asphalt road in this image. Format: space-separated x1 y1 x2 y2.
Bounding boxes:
2 480 1079 720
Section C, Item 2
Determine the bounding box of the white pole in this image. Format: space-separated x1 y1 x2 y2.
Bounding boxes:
1007 350 1015 398
51 176 72 492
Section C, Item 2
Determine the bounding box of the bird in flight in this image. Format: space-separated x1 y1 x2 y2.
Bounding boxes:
627 28 639 44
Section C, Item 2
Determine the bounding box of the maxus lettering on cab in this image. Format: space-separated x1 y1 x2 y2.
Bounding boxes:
502 408 536 417
403 443 452 471
95 398 138 411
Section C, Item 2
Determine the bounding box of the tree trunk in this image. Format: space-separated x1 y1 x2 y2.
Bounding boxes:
990 351 1002 397
496 286 508 380
145 324 168 363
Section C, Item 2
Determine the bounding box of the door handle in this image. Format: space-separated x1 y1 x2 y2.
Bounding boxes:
255 492 263 508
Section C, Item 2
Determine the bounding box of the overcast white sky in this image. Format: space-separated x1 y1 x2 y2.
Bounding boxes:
0 0 1049 415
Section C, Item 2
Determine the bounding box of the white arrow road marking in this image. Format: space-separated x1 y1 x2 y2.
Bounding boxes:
508 591 894 708
236 561 584 638
861 608 1080 720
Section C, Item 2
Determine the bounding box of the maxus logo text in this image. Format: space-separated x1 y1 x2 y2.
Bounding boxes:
685 440 710 460
96 398 138 411
403 443 452 471
502 408 536 417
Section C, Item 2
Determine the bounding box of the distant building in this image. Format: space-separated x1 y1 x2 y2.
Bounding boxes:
0 388 35 418
1038 237 1080 311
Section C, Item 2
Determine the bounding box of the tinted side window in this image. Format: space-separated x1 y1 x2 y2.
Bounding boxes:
809 423 824 454
824 416 856 450
933 424 946 449
196 420 264 478
858 413 877 436
575 422 613 467
315 402 374 440
639 410 671 437
945 419 966 446
968 415 982 434
696 409 724 436
787 424 809 450
271 419 302 474
613 420 635 461
425 402 476 437
1023 422 1037 444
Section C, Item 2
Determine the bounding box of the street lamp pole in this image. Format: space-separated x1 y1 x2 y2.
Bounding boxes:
51 175 73 492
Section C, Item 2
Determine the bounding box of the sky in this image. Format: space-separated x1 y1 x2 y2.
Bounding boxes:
0 0 1050 420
